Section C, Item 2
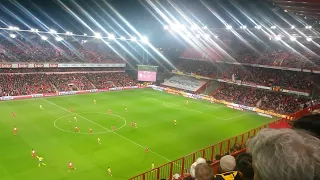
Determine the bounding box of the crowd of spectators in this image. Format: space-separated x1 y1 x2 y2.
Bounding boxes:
0 38 123 63
0 72 135 96
176 60 318 92
213 83 310 114
0 67 124 73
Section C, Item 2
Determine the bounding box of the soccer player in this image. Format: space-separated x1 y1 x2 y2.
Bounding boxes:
69 108 73 113
98 137 101 145
68 162 76 172
107 167 112 176
11 112 15 118
37 156 46 167
108 109 112 114
13 126 17 136
125 107 128 112
151 162 155 172
74 116 78 122
131 122 135 127
74 126 79 133
112 126 115 131
31 149 36 159
40 105 44 110
94 100 96 104
174 120 177 125
89 128 93 134
135 122 137 128
146 147 149 153
186 100 188 105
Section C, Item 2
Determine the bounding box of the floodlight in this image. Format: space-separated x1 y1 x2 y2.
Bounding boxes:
290 36 296 41
49 29 57 34
204 34 210 39
240 25 247 29
141 36 148 43
8 26 14 30
203 26 208 30
41 35 48 40
306 37 312 41
214 35 218 39
120 36 126 40
290 25 295 29
284 9 288 12
9 34 16 38
271 26 276 29
275 35 281 41
164 25 169 30
55 37 63 41
226 25 232 30
305 26 312 29
83 33 87 36
31 28 36 32
66 31 73 35
255 25 261 29
94 32 102 39
131 36 137 42
108 34 115 40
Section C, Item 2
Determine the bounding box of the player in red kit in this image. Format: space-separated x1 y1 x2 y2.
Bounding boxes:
31 149 36 159
108 109 112 114
89 128 93 134
112 126 115 131
68 162 76 172
11 112 15 118
14 126 17 135
69 108 73 113
146 147 149 153
74 126 79 133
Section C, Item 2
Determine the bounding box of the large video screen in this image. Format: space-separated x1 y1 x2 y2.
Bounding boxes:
138 71 157 82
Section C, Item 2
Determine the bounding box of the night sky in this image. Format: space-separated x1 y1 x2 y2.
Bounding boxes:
0 0 317 47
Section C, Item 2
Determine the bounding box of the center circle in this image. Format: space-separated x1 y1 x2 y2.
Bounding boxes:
54 112 127 134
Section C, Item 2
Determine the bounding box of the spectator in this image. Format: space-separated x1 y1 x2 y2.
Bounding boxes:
190 158 207 178
215 155 241 180
195 163 214 180
235 153 254 180
247 128 320 180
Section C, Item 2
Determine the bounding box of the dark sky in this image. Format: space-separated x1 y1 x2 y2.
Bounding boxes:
0 0 317 47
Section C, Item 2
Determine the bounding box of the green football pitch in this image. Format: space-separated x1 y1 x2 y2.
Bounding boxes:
0 89 276 180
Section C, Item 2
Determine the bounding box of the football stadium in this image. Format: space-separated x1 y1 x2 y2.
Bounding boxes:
0 0 320 180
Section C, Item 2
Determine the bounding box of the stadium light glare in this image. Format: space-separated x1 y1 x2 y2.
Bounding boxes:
214 35 218 39
226 25 232 30
275 35 281 41
290 36 296 41
131 36 137 42
306 37 312 41
255 25 262 29
55 37 63 41
204 34 210 39
108 34 115 40
164 25 169 30
94 32 102 39
8 26 14 30
41 35 48 40
305 25 312 29
270 26 276 29
83 33 87 36
191 25 199 30
196 34 201 38
203 26 208 30
141 36 148 43
9 34 16 38
291 25 295 29
120 36 126 40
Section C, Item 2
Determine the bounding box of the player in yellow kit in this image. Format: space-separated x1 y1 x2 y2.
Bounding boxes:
37 156 46 167
94 100 96 104
174 120 177 125
107 167 112 176
98 137 101 145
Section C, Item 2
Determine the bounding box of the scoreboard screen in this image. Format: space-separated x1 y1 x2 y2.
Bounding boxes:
137 65 158 82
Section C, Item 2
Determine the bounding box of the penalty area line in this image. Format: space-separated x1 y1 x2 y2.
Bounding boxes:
41 98 172 162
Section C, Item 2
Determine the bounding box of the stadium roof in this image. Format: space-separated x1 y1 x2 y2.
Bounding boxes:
270 0 320 20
